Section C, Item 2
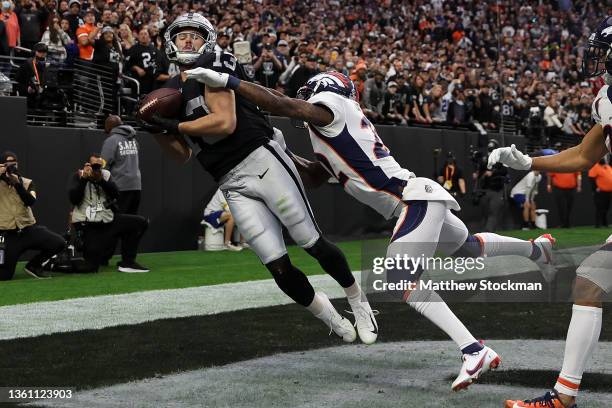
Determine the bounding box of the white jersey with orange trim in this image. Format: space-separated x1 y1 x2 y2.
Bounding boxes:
306 92 413 219
591 84 612 152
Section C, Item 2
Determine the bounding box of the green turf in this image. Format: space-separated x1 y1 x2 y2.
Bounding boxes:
1 226 609 307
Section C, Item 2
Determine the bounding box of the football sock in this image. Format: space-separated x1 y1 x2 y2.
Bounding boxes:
406 287 478 351
554 305 602 397
306 292 327 316
473 232 534 258
344 281 363 302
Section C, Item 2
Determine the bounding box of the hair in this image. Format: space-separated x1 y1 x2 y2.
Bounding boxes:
118 23 135 47
47 12 60 44
0 151 17 163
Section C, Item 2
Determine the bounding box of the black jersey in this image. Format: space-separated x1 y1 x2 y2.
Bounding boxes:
165 50 273 181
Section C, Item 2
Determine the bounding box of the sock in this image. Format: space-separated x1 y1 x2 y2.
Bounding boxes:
344 281 362 302
473 232 533 258
554 305 603 397
407 287 478 351
306 292 327 316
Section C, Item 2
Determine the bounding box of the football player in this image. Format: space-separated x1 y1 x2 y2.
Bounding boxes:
141 13 379 345
185 68 556 391
486 16 612 408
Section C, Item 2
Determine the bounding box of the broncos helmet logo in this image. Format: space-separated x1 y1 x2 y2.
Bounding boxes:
602 26 612 38
296 71 357 102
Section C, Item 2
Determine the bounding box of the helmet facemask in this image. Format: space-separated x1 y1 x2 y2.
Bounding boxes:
165 13 217 66
582 35 612 78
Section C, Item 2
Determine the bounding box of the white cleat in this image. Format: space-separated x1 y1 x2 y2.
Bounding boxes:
347 296 379 345
531 234 557 283
452 343 501 392
316 293 356 343
224 242 243 252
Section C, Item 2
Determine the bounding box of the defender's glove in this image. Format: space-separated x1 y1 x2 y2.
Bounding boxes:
185 67 241 90
487 144 532 170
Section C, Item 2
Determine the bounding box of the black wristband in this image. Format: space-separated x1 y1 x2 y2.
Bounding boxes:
227 75 241 90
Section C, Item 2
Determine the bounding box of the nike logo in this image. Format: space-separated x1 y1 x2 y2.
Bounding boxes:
370 315 378 334
258 169 269 179
466 354 486 376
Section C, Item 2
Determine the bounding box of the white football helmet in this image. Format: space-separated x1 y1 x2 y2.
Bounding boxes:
165 12 217 65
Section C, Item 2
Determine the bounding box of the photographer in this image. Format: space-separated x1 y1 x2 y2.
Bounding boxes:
437 152 466 197
472 140 509 231
253 43 283 89
0 151 65 280
68 154 149 273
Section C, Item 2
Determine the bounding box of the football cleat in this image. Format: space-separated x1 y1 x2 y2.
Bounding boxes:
531 234 557 283
505 390 577 408
346 297 379 345
316 293 356 343
451 342 501 391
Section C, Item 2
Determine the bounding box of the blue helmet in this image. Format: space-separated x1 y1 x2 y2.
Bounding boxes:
583 16 612 78
296 71 358 101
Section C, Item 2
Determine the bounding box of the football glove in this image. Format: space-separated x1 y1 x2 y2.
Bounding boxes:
185 67 241 90
487 144 532 170
148 114 180 135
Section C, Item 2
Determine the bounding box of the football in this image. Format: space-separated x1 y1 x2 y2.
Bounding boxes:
138 87 182 122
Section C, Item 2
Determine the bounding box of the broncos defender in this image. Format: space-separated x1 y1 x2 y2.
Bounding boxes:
488 16 612 408
185 67 557 391
141 12 379 345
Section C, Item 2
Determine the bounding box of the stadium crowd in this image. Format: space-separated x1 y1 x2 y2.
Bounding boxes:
0 0 609 133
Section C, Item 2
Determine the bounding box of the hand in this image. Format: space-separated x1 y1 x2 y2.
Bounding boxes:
134 66 146 77
149 113 180 134
185 67 232 88
6 173 20 185
81 164 92 179
0 164 5 176
487 144 532 170
137 117 163 134
547 184 552 193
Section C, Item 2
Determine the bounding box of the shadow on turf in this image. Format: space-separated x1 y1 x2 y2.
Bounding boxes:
447 370 612 393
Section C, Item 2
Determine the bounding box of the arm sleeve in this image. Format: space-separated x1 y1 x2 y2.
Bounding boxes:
14 180 36 206
68 173 88 205
98 177 119 200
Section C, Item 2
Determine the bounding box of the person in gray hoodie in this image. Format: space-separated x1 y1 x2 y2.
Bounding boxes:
101 115 142 215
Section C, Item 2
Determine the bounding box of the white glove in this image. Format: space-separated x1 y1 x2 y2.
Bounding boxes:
185 67 229 88
487 144 532 170
272 127 288 152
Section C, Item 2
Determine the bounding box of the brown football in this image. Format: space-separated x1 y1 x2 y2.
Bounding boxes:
138 87 182 122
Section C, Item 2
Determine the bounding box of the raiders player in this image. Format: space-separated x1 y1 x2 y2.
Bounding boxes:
141 12 379 345
185 68 560 391
487 16 612 408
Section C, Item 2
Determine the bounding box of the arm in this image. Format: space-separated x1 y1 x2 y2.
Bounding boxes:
178 87 237 137
546 174 552 193
68 173 88 205
100 138 115 170
577 173 582 193
531 124 608 172
289 152 331 188
98 177 119 200
153 134 192 163
459 178 466 194
14 180 36 206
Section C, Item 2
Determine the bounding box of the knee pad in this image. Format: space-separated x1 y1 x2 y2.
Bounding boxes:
576 248 612 294
265 254 314 306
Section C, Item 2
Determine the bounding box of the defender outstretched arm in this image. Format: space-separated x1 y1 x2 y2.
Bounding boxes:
531 124 607 172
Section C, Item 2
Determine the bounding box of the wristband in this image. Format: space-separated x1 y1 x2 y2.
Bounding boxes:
227 76 241 90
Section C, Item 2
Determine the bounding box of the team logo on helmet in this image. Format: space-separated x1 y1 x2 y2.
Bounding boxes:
165 12 217 66
296 71 357 102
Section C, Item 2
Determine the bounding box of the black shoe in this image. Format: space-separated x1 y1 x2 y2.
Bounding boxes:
24 262 52 279
117 260 149 273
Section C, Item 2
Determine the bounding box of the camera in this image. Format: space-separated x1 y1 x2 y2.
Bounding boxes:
5 162 18 175
91 163 102 171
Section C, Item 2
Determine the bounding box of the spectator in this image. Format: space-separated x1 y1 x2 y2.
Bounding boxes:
1 0 19 52
447 84 468 125
254 43 283 88
41 13 71 63
543 94 564 143
547 169 581 228
214 31 230 52
381 81 406 125
15 0 49 52
562 96 584 137
349 61 367 99
63 0 82 40
0 151 65 280
411 73 432 123
92 25 122 74
15 42 47 107
125 27 161 95
437 152 466 198
588 157 612 228
511 170 542 230
68 153 149 273
203 188 243 252
101 115 142 215
0 11 8 55
118 23 134 51
75 9 100 61
362 69 385 122
284 53 316 98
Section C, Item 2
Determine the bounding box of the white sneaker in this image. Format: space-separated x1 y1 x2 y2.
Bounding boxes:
452 343 501 391
315 293 356 343
531 234 556 282
347 296 379 345
240 242 250 249
224 242 243 252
